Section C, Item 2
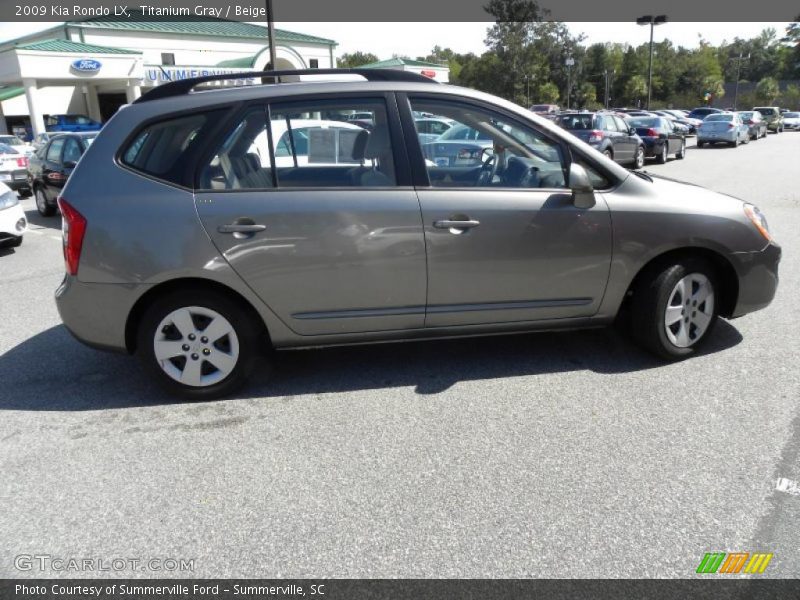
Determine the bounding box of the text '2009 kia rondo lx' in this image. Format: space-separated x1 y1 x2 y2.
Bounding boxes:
54 69 780 399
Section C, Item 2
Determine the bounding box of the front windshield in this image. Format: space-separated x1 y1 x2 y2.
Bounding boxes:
0 135 25 145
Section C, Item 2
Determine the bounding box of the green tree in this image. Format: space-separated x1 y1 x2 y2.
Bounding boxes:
537 81 560 103
575 82 598 108
780 83 800 109
336 51 379 68
755 76 780 103
624 75 648 106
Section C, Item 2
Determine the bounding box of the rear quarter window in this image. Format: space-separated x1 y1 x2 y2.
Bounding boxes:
121 110 225 186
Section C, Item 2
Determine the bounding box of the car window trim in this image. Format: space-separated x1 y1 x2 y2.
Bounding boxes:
400 92 587 193
193 91 412 193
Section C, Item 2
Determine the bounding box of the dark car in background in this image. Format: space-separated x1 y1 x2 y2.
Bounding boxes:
626 116 687 163
687 107 723 122
28 132 97 216
738 111 768 140
556 112 645 168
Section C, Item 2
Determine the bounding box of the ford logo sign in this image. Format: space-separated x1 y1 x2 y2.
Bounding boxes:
71 59 102 73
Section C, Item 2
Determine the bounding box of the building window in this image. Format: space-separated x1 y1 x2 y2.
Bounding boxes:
161 53 175 66
309 59 319 69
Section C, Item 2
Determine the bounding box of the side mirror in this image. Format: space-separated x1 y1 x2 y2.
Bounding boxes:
63 160 77 169
569 163 595 209
628 127 637 135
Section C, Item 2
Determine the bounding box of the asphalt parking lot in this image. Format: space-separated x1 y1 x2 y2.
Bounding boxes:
1 132 798 578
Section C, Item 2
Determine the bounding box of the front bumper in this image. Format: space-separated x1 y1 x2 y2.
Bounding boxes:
0 202 27 241
56 275 148 353
730 242 781 318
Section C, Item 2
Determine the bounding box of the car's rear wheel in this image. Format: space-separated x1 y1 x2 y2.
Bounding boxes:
632 146 645 169
1 235 22 248
676 139 686 159
136 289 266 399
35 187 55 217
697 140 704 148
630 259 719 360
656 143 668 164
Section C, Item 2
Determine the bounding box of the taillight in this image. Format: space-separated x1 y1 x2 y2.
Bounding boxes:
16 157 28 168
727 123 735 129
746 119 754 124
57 197 86 276
588 129 603 142
644 128 659 137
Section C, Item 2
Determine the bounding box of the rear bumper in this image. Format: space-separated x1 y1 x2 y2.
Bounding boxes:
641 138 665 157
55 275 147 353
730 242 781 318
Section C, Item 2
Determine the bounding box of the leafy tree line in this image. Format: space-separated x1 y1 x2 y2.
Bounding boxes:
338 2 800 109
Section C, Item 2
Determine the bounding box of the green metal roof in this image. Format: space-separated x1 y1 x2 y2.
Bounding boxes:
0 86 24 102
215 56 257 68
360 57 448 69
15 39 141 54
71 12 336 46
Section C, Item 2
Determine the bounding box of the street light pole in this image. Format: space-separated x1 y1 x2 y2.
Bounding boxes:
637 15 667 110
731 52 750 110
565 57 574 110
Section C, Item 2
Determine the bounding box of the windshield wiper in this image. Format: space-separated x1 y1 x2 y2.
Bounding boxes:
630 169 653 182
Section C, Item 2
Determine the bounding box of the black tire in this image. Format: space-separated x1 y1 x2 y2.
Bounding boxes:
656 143 668 164
1 236 22 248
603 148 613 161
632 145 645 169
630 258 719 360
136 288 268 399
676 139 686 159
731 137 739 148
34 187 55 217
697 141 704 148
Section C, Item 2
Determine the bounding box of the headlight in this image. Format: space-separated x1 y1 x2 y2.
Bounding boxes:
0 189 19 210
743 203 771 242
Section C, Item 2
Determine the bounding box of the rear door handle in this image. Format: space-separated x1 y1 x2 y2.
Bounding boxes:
217 223 267 234
433 219 481 230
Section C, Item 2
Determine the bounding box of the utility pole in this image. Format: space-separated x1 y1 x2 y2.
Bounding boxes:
604 69 615 108
565 57 574 110
637 15 667 109
266 0 277 73
524 74 530 107
731 52 750 110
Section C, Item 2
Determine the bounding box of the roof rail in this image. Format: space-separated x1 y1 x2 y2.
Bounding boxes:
134 68 439 103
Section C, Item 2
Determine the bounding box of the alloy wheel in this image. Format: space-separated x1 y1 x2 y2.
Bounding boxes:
152 306 240 387
664 273 715 348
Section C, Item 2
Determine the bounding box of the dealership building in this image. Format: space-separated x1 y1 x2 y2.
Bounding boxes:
0 15 339 137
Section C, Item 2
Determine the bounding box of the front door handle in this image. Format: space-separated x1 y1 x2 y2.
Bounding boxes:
433 219 481 230
218 223 267 234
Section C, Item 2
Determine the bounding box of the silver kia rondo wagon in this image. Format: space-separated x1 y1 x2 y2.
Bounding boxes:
55 69 780 399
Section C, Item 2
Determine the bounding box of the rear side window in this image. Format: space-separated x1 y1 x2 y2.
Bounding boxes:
121 111 223 185
46 138 64 163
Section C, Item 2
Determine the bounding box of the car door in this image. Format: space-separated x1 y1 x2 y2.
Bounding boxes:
599 115 625 161
613 115 637 160
193 96 427 336
42 137 65 199
403 94 612 328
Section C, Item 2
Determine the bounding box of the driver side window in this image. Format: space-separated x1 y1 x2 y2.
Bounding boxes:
409 98 567 189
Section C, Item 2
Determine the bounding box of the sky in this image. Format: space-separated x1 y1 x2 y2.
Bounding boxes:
0 21 792 58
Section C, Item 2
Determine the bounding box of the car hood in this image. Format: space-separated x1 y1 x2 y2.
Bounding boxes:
642 172 747 210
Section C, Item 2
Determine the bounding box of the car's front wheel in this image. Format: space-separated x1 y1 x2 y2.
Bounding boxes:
631 259 719 359
136 289 266 399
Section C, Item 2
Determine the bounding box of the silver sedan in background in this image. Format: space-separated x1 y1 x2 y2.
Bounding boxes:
697 112 750 147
